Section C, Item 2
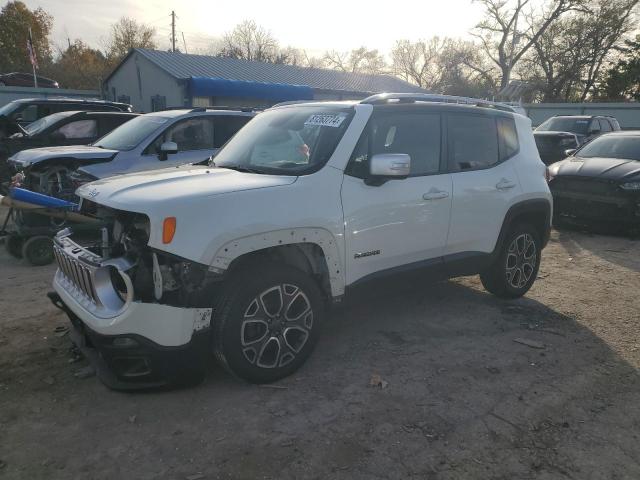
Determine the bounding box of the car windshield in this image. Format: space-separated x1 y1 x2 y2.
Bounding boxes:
577 135 640 161
93 115 169 151
213 106 354 175
24 111 75 136
536 118 590 135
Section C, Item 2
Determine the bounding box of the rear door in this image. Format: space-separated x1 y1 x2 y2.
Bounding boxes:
445 113 522 255
341 108 452 284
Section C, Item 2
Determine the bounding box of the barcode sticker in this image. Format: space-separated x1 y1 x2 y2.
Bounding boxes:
304 113 347 128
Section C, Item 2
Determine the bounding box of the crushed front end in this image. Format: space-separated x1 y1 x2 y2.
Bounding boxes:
49 203 222 390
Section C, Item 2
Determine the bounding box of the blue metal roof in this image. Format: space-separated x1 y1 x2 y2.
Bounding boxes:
124 49 426 95
189 77 314 101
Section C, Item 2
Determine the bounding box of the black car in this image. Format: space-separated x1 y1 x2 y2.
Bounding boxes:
547 131 640 228
0 111 138 183
534 115 621 165
0 72 59 88
0 97 133 139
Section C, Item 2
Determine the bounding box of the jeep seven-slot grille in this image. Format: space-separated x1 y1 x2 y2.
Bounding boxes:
53 245 98 304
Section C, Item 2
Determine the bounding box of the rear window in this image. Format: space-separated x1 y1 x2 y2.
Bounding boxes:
448 114 499 171
536 117 590 135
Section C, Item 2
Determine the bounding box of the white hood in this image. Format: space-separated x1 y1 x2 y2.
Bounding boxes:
76 165 298 212
8 145 117 168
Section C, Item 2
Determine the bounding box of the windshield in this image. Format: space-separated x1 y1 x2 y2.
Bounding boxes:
536 117 590 135
94 115 169 151
24 111 75 136
213 106 354 175
577 135 640 161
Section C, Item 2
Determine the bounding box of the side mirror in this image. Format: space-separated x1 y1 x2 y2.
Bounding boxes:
367 153 411 185
564 148 577 157
159 141 178 160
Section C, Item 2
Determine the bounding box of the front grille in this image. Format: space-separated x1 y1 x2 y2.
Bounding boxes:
53 244 99 305
551 177 620 196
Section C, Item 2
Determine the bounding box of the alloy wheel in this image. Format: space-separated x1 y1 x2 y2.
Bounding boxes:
505 233 537 289
240 283 313 369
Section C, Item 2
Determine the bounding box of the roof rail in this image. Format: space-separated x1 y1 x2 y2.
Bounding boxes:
189 106 259 113
361 93 516 113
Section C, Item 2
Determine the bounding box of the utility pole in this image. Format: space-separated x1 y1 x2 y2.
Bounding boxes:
171 11 177 52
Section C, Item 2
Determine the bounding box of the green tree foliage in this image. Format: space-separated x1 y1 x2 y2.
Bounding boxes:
0 1 52 73
602 36 640 100
48 40 108 90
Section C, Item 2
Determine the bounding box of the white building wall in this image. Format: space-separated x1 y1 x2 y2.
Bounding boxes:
104 52 186 112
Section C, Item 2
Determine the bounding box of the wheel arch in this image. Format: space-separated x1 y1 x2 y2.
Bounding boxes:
493 199 552 257
210 228 344 299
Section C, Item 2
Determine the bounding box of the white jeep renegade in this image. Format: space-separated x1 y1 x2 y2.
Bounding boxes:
48 94 552 389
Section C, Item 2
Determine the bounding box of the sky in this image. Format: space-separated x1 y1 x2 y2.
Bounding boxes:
21 0 485 56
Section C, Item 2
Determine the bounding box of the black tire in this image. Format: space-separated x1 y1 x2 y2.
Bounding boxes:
213 262 324 384
480 224 541 299
5 235 23 258
21 235 54 266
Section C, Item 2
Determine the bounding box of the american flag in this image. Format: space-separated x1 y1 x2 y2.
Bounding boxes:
26 28 38 69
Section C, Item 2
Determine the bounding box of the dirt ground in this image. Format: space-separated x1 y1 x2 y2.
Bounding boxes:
1 212 639 479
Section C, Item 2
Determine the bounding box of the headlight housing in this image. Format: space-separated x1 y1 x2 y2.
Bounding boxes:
620 181 640 191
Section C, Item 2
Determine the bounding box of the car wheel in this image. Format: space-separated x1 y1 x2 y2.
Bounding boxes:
21 235 54 266
213 262 324 383
480 224 541 299
5 234 24 258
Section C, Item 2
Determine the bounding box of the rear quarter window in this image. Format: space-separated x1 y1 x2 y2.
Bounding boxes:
497 117 519 160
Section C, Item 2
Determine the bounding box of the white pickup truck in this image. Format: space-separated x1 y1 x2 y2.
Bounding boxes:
48 94 552 389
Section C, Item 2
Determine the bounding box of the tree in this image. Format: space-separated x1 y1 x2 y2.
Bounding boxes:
219 20 279 62
48 40 108 90
472 0 584 92
0 1 52 73
391 38 496 96
322 47 386 74
105 17 156 66
602 35 640 100
520 0 638 101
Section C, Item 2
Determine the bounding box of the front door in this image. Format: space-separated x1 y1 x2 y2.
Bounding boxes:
341 109 452 285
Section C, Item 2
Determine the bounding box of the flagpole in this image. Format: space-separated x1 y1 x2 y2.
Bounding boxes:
28 28 37 88
32 62 38 88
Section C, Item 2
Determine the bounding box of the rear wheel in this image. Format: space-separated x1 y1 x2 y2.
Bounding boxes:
480 224 541 299
21 235 54 266
213 263 324 383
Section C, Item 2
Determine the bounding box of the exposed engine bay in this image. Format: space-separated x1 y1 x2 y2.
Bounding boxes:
56 202 221 312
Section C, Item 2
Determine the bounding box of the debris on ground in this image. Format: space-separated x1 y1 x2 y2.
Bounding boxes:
128 415 137 424
369 373 389 389
185 473 205 480
513 338 545 349
53 325 69 337
42 376 55 385
73 365 96 379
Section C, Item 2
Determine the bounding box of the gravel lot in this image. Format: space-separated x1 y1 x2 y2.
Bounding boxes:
1 213 639 479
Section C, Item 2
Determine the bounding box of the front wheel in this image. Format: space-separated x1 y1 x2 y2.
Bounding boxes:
213 263 324 383
480 224 541 299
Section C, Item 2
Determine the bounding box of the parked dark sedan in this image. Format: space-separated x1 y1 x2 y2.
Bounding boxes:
0 72 59 88
547 131 640 228
0 111 138 183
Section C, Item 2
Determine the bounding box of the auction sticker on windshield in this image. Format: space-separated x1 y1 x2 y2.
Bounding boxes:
304 113 347 128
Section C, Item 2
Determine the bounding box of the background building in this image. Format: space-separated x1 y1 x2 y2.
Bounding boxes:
103 48 426 112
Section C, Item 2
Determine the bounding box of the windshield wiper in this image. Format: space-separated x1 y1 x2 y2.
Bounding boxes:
217 165 265 174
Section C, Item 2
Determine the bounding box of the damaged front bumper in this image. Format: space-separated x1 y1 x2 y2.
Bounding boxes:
50 229 214 390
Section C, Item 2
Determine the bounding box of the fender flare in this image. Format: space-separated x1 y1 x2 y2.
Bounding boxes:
209 228 345 297
493 198 552 257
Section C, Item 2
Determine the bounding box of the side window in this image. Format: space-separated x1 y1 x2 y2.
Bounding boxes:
447 114 499 171
14 105 37 122
54 120 98 139
598 119 612 132
497 117 519 161
148 117 214 154
213 116 251 148
346 112 441 178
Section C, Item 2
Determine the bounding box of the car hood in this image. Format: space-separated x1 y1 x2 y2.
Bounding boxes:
76 165 298 211
553 156 640 181
8 145 117 168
